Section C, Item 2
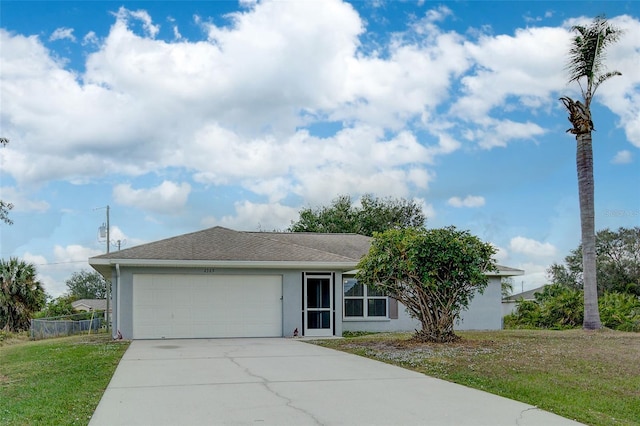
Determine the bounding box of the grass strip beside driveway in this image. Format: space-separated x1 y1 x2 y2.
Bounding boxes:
312 329 640 426
0 333 129 426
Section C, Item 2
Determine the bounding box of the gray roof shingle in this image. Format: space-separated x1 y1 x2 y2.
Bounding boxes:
89 226 524 277
90 226 371 263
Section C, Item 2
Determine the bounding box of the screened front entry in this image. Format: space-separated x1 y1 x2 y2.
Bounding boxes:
304 273 333 336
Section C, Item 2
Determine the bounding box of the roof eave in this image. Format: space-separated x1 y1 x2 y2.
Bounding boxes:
491 268 525 277
88 258 359 272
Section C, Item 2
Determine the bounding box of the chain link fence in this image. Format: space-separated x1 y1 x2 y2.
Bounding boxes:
30 313 103 340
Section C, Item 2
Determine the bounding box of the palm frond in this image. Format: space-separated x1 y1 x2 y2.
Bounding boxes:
566 15 623 86
593 70 623 95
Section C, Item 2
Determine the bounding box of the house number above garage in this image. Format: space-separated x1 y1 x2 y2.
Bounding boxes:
203 268 215 273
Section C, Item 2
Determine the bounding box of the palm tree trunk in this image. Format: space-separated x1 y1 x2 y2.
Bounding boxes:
576 132 602 329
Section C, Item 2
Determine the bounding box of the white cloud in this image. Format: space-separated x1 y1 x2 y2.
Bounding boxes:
202 201 299 231
53 245 103 263
475 119 547 149
423 5 453 24
453 26 569 121
113 181 191 214
509 236 557 258
493 245 509 264
420 200 437 221
513 262 553 292
448 195 485 208
188 124 436 204
172 26 183 41
611 150 633 164
50 27 76 42
82 31 99 46
22 246 103 298
22 252 48 266
0 187 49 212
113 7 160 38
0 5 638 213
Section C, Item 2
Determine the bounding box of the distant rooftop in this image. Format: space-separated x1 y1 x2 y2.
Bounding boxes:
72 299 108 311
503 286 546 302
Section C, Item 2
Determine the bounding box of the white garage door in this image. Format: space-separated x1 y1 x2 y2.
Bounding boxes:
133 274 282 339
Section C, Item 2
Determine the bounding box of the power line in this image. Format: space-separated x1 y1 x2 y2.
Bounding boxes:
33 260 90 266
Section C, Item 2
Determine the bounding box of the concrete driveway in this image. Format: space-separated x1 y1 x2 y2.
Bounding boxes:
90 338 581 426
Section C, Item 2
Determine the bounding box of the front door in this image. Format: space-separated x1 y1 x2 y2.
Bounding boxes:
304 274 333 337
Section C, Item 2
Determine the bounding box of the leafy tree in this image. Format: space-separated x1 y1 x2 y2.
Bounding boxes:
548 227 640 296
501 277 514 298
289 194 425 236
356 226 497 343
0 200 13 225
34 295 76 319
559 15 623 330
66 270 108 300
0 258 46 332
1 138 13 225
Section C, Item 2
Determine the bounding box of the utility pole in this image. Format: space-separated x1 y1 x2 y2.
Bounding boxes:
105 205 110 337
97 205 111 337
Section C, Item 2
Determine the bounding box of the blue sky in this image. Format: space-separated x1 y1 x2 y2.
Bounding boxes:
1 0 639 298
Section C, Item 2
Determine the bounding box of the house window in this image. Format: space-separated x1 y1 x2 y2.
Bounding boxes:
343 278 387 318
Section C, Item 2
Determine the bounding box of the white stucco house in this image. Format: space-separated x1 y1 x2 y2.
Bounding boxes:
88 226 524 340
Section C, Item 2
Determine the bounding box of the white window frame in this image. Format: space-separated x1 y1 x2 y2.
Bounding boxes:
343 278 388 320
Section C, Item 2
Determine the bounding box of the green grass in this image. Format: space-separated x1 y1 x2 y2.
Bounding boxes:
0 333 129 426
312 329 640 426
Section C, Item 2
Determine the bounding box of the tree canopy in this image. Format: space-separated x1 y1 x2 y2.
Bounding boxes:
548 227 640 296
66 270 108 300
289 194 425 236
356 226 496 343
1 258 46 332
34 294 77 319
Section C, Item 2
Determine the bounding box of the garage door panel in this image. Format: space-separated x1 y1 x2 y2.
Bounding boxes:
133 274 282 339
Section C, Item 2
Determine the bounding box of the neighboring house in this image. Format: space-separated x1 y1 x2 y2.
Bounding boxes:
89 226 524 340
72 299 108 312
502 286 546 317
72 298 112 323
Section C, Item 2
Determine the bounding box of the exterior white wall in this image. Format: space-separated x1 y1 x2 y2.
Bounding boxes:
343 277 504 333
111 266 345 340
456 278 503 330
342 302 420 333
502 301 518 317
109 266 505 339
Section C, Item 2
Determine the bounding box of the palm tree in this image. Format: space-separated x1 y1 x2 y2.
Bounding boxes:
0 258 46 332
560 15 622 330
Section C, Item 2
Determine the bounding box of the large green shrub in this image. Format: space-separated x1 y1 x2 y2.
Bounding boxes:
505 284 640 332
503 300 542 329
599 292 640 332
537 286 583 329
505 284 583 329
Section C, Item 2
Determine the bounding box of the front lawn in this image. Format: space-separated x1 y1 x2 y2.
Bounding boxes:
312 329 640 426
0 333 129 425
